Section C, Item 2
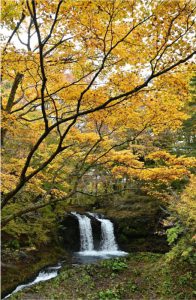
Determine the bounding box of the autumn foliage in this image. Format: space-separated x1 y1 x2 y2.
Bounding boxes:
1 0 196 228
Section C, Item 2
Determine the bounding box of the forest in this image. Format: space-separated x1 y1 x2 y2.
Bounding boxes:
1 0 196 299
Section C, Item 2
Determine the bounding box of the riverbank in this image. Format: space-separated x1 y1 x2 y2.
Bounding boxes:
6 252 195 300
1 246 70 298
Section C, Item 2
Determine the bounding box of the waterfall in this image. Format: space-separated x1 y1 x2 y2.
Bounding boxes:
71 212 94 251
99 219 118 251
72 212 127 261
88 213 118 251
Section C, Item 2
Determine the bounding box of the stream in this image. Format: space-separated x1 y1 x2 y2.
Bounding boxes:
3 264 62 299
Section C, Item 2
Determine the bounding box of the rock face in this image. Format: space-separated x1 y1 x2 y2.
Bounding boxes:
94 194 169 253
58 194 169 253
58 214 81 251
113 212 169 253
88 214 102 250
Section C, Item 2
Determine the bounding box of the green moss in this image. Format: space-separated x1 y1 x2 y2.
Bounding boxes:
118 233 129 244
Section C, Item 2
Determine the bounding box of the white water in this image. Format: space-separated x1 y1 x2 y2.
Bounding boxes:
73 212 127 260
77 250 127 257
98 218 118 251
71 212 94 251
3 264 61 299
88 212 118 251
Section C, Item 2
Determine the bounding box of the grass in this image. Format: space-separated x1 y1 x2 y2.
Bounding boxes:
8 252 195 300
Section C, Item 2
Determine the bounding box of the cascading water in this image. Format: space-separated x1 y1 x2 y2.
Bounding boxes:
73 212 127 263
3 264 62 299
71 212 94 251
88 212 118 251
98 219 118 251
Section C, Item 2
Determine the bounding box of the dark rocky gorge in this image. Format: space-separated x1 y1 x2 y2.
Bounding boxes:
59 210 169 254
58 192 169 254
2 194 169 298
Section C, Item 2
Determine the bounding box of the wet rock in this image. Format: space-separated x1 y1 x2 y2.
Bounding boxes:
58 214 80 251
87 214 102 250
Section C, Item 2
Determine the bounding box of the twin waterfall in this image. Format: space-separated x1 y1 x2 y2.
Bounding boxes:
72 212 126 258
